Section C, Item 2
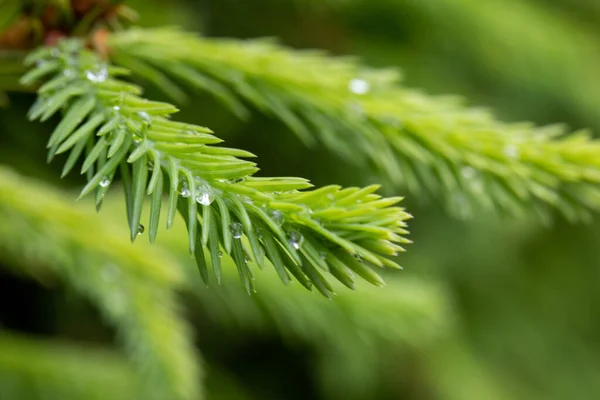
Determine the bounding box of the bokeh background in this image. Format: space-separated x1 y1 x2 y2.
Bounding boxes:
2 0 600 399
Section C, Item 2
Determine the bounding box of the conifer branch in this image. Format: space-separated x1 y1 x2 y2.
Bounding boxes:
0 167 203 400
0 166 448 400
21 38 411 296
333 0 600 128
109 27 600 222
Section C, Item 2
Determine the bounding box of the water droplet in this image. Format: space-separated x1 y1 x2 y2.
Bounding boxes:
242 196 253 204
132 132 143 143
353 253 363 262
255 228 263 239
195 184 214 206
460 166 485 193
269 210 284 226
86 65 108 83
505 144 520 159
314 218 323 226
218 251 223 258
349 78 370 95
230 222 243 239
137 224 145 235
99 177 111 188
113 105 120 112
327 194 335 203
36 60 46 68
63 69 75 77
288 231 304 250
184 129 198 136
179 182 191 198
461 166 477 180
137 112 151 127
320 251 327 260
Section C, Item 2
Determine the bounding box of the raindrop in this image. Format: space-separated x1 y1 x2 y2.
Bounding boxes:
320 251 327 260
138 112 151 128
179 182 191 198
99 177 111 188
461 166 477 180
327 193 335 203
461 166 484 193
255 228 263 239
137 224 145 235
218 251 223 258
195 184 214 206
86 65 108 83
184 129 199 136
230 222 243 239
269 210 284 226
349 78 370 95
113 105 120 112
242 196 253 204
63 69 75 78
132 132 143 143
504 144 520 160
288 231 304 250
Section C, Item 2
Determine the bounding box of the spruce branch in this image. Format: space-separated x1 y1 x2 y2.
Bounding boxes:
108 27 600 223
21 39 411 296
0 167 448 400
0 166 203 400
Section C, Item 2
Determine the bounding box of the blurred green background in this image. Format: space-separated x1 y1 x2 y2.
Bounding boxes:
2 0 600 399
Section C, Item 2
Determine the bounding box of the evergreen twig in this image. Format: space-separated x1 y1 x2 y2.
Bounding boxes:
21 39 411 296
109 27 600 222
